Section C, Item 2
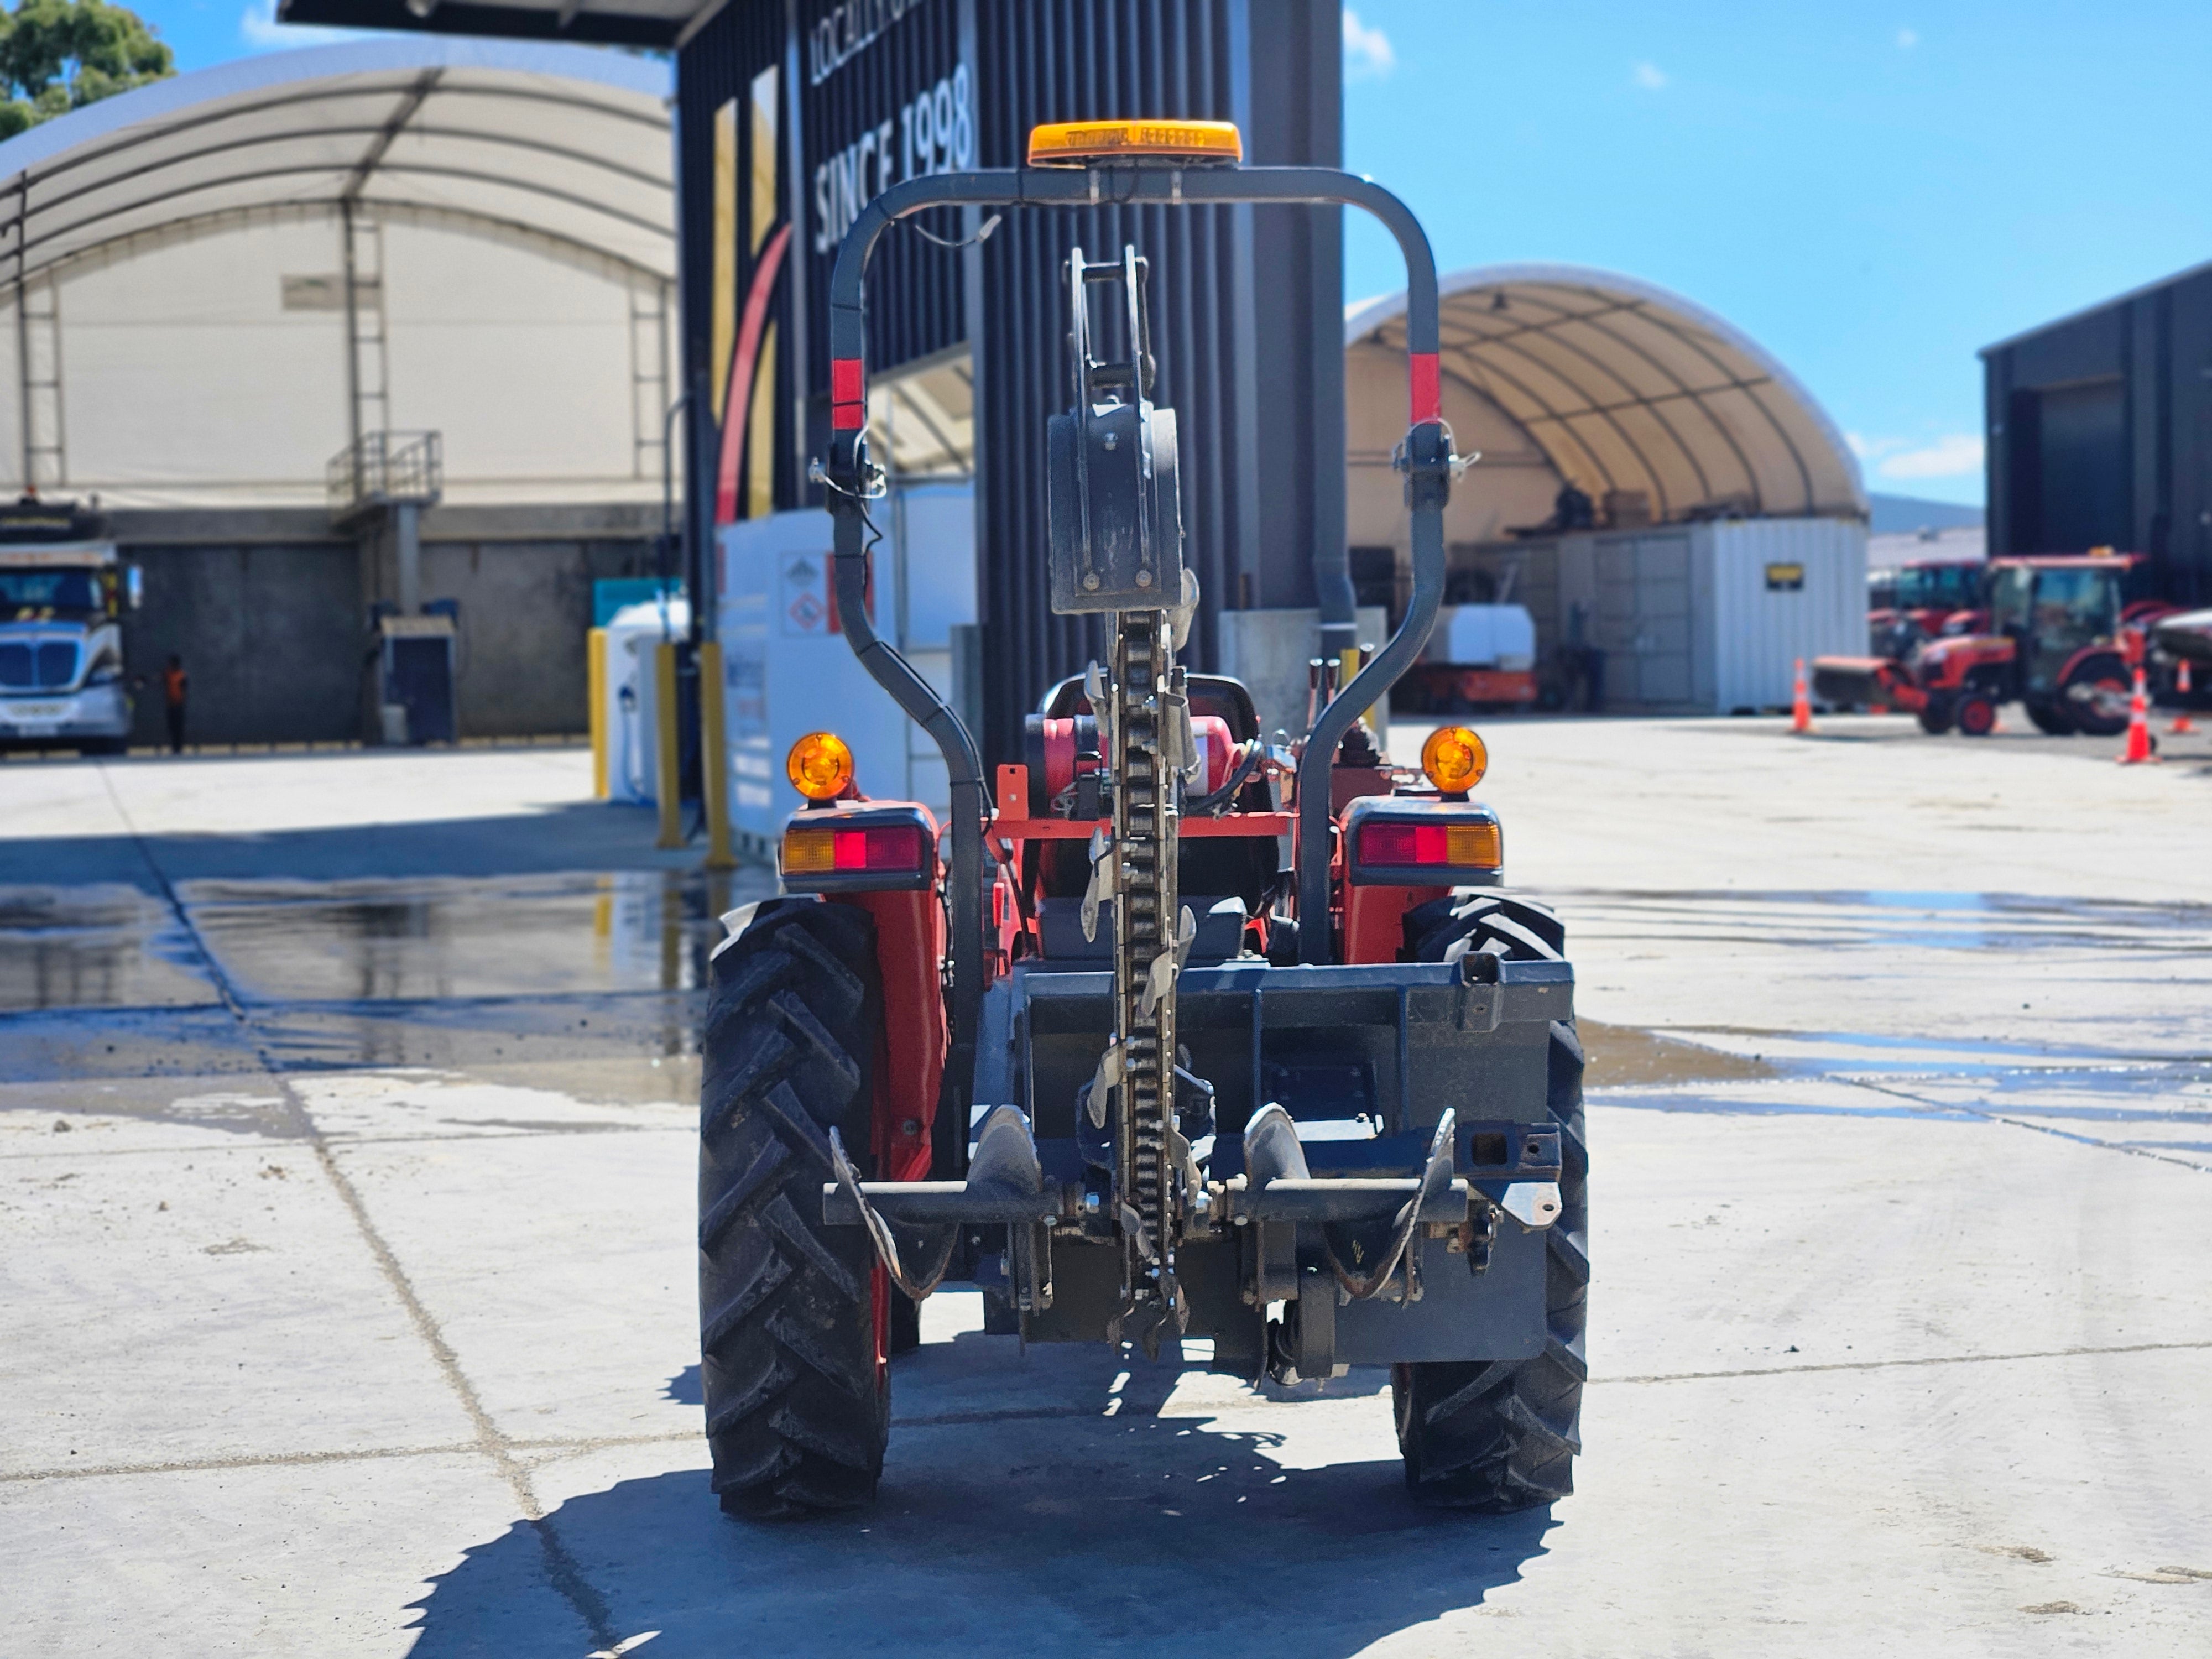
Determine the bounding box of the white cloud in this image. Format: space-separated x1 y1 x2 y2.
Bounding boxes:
1344 10 1395 80
1877 434 1984 479
1896 27 1919 49
1632 61 1668 91
240 0 368 51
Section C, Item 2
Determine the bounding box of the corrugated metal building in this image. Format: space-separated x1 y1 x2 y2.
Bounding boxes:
285 0 1355 781
671 0 1351 775
281 0 1870 748
1983 259 2212 606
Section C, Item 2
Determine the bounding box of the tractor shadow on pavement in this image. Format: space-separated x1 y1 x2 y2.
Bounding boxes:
408 1457 1556 1659
411 1342 1558 1657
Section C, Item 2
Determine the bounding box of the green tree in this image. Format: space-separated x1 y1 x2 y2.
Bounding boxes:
0 0 173 140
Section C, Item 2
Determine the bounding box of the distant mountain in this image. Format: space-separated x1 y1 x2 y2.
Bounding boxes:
1869 493 1985 534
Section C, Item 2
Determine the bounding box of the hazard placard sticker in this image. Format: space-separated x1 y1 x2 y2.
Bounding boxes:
780 552 831 635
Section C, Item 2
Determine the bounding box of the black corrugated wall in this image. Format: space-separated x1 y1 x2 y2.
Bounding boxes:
677 0 1345 766
1984 261 2212 606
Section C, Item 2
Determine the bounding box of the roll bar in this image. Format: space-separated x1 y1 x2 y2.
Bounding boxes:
821 164 1451 1141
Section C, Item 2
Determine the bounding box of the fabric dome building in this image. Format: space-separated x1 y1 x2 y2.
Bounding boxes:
1348 265 1868 713
0 39 677 743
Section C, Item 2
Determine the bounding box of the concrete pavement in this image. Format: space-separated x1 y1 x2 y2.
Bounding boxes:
2 727 2208 1656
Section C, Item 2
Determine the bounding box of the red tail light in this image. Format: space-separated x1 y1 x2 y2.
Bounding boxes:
1356 820 1500 870
780 806 936 893
785 824 925 875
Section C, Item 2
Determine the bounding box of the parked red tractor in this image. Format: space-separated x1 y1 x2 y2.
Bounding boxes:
1866 551 1984 651
697 120 1586 1521
1815 552 2171 737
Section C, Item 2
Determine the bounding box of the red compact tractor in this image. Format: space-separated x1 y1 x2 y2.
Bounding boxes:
1815 552 2171 737
698 119 1585 1520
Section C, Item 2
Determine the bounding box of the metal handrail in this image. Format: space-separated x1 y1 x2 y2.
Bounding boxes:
328 429 444 521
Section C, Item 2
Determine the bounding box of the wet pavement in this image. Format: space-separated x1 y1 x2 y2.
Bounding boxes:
0 871 761 1096
3 731 2209 1656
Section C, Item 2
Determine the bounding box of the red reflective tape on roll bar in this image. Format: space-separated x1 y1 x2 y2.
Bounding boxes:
831 356 865 430
1410 351 1442 424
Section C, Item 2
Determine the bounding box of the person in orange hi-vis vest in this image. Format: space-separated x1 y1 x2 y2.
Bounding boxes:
161 655 187 754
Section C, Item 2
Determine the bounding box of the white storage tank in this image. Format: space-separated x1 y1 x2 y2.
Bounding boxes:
599 596 687 806
716 484 975 854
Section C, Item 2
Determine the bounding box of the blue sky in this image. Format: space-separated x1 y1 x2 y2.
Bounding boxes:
1340 2 2212 507
133 1 2212 508
135 0 344 59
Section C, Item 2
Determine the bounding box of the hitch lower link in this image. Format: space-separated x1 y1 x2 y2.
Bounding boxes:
823 1104 1562 1314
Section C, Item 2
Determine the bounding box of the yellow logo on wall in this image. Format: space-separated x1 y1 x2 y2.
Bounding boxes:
714 63 790 525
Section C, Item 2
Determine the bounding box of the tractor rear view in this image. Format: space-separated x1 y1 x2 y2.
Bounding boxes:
697 119 1585 1519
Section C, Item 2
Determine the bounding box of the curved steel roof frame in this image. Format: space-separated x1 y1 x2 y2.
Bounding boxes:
0 39 672 290
1348 263 1865 521
40 196 669 291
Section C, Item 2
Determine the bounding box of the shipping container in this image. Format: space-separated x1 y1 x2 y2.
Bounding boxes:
1442 520 1863 715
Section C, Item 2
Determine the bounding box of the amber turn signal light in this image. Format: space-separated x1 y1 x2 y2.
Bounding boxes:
1421 725 1488 794
786 731 854 801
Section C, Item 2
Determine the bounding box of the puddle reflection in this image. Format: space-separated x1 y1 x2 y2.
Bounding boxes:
179 869 768 1006
0 884 215 1012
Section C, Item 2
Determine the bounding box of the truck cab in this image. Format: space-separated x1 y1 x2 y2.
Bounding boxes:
0 504 137 754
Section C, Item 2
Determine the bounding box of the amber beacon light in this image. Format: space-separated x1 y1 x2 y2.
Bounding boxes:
786 731 855 801
1421 725 1489 796
1026 118 1243 168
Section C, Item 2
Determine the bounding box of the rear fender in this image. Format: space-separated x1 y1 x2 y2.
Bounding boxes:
812 801 947 1183
2056 643 2127 686
1340 881 1448 965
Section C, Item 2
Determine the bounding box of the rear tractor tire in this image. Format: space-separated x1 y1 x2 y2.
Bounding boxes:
1955 693 1999 737
2024 699 2075 737
2060 651 2132 739
698 896 888 1520
1391 894 1588 1511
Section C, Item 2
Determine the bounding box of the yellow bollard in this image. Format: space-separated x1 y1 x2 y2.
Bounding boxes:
587 628 609 799
653 640 683 849
697 640 737 870
1338 645 1386 748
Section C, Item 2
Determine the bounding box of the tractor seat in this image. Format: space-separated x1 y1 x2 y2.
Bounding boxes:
1039 671 1263 743
1032 895 1250 963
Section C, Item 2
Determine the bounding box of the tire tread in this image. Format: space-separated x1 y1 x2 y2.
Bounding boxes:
1394 890 1588 1511
698 898 888 1519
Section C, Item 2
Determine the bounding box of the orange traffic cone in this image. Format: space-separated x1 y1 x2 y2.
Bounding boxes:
2171 660 2197 735
2117 666 2159 765
1791 658 1814 734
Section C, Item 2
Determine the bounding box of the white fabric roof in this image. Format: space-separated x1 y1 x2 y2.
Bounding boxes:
1347 264 1866 523
0 40 673 286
